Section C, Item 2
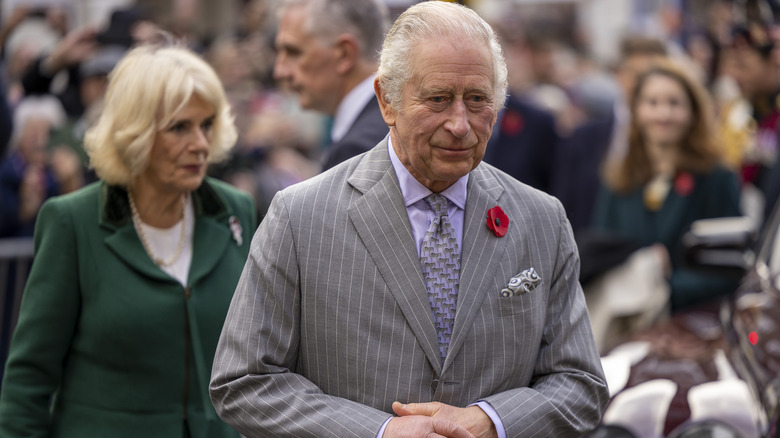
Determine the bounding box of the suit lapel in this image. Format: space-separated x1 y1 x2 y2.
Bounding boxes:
444 165 507 370
347 143 443 373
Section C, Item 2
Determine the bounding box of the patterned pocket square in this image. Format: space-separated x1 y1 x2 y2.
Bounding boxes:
500 267 541 297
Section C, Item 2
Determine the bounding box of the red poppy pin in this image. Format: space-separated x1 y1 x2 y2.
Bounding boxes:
674 172 695 197
487 206 509 237
501 110 524 136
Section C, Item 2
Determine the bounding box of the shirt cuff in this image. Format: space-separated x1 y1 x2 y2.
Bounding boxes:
376 417 392 438
473 400 507 438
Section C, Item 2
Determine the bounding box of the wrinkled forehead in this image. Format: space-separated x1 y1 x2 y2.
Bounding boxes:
407 37 495 84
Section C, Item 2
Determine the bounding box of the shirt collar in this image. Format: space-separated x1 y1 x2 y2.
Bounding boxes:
387 137 468 210
331 74 377 142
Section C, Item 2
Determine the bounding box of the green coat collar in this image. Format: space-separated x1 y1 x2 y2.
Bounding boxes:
98 179 236 287
99 180 231 229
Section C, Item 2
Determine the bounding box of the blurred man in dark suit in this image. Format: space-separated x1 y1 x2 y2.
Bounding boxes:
482 95 558 193
273 0 390 171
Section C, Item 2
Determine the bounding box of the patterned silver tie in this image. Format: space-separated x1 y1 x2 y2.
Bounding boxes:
420 193 459 362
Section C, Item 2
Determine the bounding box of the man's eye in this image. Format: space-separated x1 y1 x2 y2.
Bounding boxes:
430 96 446 103
281 46 302 58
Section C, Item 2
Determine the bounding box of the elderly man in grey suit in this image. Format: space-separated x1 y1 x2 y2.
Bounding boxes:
210 2 608 437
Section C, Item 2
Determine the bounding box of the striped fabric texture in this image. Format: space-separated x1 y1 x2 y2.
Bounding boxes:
210 140 609 437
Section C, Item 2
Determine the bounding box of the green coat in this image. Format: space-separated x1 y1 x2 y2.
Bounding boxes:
592 165 742 310
0 178 256 438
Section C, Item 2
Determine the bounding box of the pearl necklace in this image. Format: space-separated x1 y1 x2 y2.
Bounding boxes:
128 191 187 267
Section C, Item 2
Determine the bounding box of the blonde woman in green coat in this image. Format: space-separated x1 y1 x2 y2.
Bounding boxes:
0 42 256 438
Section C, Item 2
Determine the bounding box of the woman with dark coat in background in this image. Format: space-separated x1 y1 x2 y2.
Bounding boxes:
592 59 741 312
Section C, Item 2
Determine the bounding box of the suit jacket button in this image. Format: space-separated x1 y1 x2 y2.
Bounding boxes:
431 379 439 392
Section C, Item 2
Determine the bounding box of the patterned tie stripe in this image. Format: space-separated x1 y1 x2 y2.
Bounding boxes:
420 193 460 362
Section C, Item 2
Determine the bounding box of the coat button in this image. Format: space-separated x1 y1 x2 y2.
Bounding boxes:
431 379 439 392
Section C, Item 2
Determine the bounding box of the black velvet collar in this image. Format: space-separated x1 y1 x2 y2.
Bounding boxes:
101 178 228 229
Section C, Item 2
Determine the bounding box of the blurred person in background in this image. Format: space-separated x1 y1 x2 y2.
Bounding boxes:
273 0 390 171
0 42 256 438
553 36 669 238
684 0 739 92
234 0 278 89
0 76 12 160
481 93 559 194
541 36 668 236
0 96 68 237
726 20 780 222
0 5 63 107
207 35 259 137
608 36 669 162
42 44 128 192
19 6 156 119
479 19 560 195
590 59 740 323
205 32 321 222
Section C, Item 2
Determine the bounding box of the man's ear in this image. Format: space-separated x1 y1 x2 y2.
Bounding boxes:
334 34 359 75
374 76 397 127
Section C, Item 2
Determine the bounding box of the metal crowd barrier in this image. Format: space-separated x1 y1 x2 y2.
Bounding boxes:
0 237 35 387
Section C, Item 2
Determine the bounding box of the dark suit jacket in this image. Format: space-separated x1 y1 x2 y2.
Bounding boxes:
551 115 615 233
0 178 256 438
0 75 11 159
483 96 559 193
321 96 388 171
211 140 608 437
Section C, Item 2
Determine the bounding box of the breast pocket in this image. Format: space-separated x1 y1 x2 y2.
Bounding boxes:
498 292 540 317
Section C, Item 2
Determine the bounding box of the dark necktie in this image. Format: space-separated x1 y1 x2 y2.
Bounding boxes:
420 193 460 362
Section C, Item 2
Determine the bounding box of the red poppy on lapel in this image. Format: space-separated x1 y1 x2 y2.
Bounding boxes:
501 110 524 136
487 206 509 237
674 172 695 197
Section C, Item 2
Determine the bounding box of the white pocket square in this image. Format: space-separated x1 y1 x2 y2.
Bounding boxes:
501 267 541 297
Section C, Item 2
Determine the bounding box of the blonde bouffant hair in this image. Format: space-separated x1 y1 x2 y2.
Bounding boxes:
84 43 237 186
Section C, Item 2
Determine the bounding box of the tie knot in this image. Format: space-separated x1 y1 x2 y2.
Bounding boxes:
425 193 449 218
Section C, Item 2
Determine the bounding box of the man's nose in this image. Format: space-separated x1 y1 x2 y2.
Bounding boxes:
445 100 471 138
273 52 290 81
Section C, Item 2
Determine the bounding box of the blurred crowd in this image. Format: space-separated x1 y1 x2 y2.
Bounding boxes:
0 0 325 232
2 0 780 350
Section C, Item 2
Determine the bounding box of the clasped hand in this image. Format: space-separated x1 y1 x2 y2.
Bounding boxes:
384 401 498 438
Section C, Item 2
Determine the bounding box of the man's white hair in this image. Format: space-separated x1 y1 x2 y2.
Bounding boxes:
377 1 508 110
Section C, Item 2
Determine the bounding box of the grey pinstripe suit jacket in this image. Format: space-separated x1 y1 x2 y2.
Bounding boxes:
210 140 608 437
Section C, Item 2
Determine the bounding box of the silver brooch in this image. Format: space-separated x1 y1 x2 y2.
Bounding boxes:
229 216 243 246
